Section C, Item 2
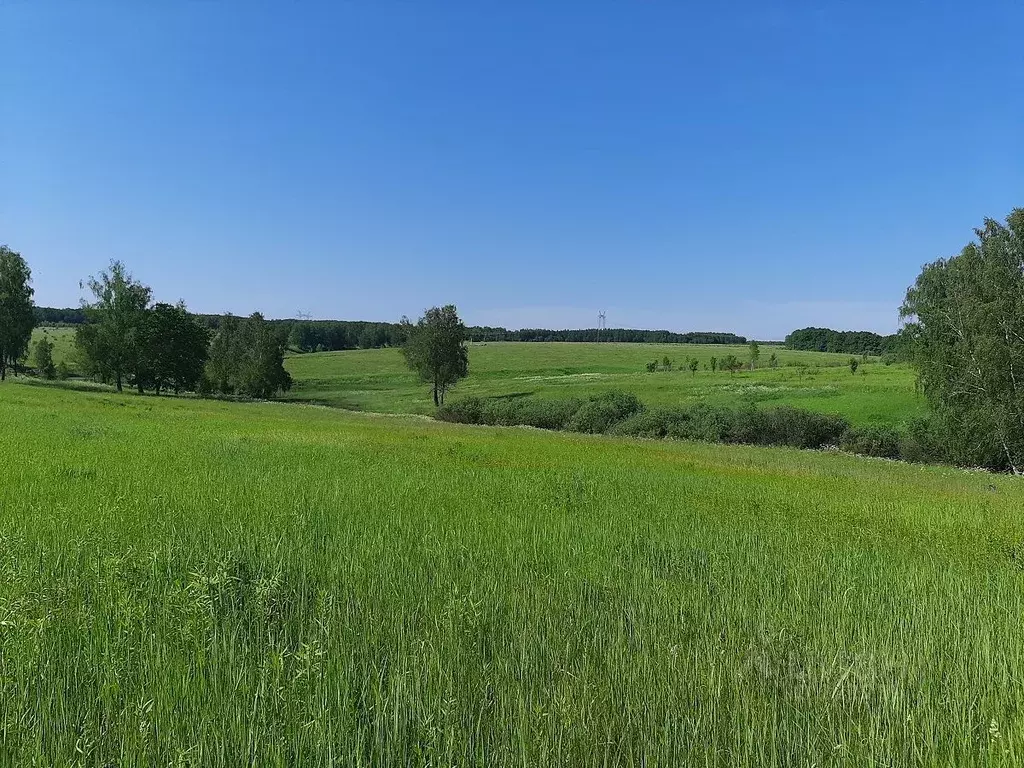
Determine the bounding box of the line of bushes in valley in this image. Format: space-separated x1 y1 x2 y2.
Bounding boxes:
436 391 948 464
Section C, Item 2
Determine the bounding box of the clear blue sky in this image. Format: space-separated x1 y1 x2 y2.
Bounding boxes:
3 1 1021 338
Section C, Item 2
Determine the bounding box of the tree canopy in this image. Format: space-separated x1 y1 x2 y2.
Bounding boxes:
901 209 1024 473
401 305 469 406
205 313 292 398
77 261 152 392
140 303 210 394
0 246 35 381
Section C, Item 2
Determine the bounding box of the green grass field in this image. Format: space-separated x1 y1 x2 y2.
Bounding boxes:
31 329 923 428
2 382 1023 765
29 326 78 369
285 342 924 427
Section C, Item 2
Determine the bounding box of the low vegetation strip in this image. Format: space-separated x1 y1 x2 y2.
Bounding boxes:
437 390 950 465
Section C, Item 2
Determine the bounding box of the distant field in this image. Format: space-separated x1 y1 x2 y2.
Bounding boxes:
29 326 78 369
2 382 1022 765
285 342 924 427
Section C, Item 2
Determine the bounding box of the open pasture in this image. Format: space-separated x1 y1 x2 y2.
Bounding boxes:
285 341 923 427
28 326 78 369
1 383 1022 765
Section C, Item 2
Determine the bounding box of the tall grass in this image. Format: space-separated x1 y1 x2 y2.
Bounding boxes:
1 384 1022 765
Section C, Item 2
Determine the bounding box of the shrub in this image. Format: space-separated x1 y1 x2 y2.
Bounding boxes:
437 394 865 456
757 407 848 449
608 408 687 439
645 361 658 373
437 396 484 424
900 416 950 465
566 391 644 434
55 360 70 381
507 398 582 430
840 426 903 459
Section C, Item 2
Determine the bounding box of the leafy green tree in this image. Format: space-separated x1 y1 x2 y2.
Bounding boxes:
688 358 699 375
206 315 238 394
33 336 56 379
56 360 71 380
76 261 152 392
768 352 779 369
848 357 859 375
645 360 658 373
709 356 718 373
205 313 291 398
401 305 469 406
662 355 672 371
901 209 1024 472
142 303 210 394
0 246 35 381
235 313 292 398
748 341 760 370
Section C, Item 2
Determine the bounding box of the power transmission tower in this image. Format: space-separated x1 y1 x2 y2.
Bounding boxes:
598 311 606 342
297 310 312 321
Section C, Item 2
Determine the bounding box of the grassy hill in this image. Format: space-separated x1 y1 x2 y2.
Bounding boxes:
1 382 1021 764
284 342 923 427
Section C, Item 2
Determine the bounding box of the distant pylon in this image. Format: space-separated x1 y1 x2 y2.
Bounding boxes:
297 310 312 320
598 310 606 341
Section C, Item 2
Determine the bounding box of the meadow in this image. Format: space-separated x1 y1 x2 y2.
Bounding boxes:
29 326 78 369
2 382 1023 765
33 328 922 428
284 341 923 427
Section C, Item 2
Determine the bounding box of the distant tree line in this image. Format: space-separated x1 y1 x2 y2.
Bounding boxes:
783 327 902 356
466 327 746 344
31 311 748 349
284 320 404 352
33 306 87 325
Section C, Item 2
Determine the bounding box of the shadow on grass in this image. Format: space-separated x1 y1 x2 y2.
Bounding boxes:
488 391 534 401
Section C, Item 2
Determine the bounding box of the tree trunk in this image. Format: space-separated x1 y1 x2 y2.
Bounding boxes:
116 372 123 392
433 383 439 407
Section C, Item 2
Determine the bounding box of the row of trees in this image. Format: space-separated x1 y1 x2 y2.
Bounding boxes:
0 252 293 399
74 262 293 398
74 262 211 394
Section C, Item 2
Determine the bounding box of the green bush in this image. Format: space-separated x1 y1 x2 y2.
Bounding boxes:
437 396 485 424
840 426 903 459
436 393 950 464
730 406 849 449
566 391 643 434
512 398 582 430
899 417 950 465
608 409 684 439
